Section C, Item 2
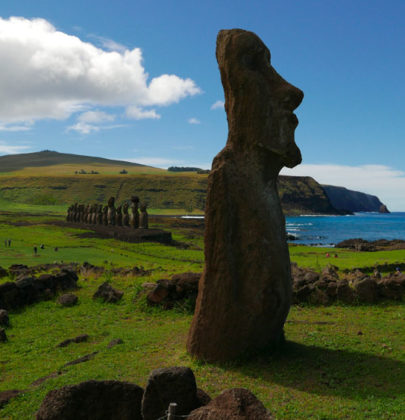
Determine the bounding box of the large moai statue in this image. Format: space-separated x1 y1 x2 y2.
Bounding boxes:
79 204 85 223
122 202 130 227
116 205 123 226
102 205 108 226
73 203 79 222
85 204 91 224
129 196 140 229
187 29 303 362
97 204 103 225
91 204 97 224
139 203 149 229
107 197 116 226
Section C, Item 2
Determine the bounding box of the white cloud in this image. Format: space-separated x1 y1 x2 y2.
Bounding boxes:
188 117 201 125
90 35 127 54
77 110 115 123
0 17 201 126
281 163 405 211
67 110 120 134
0 141 30 154
210 100 224 110
126 106 160 120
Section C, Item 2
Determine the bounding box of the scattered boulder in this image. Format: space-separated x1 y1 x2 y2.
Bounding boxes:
36 380 144 420
377 273 405 300
142 366 200 420
336 280 355 304
0 266 8 279
93 282 123 303
0 270 78 311
0 309 9 326
107 338 123 348
57 334 89 348
145 272 201 309
352 277 378 303
58 293 78 307
62 351 98 368
0 390 21 409
188 388 273 420
0 328 7 342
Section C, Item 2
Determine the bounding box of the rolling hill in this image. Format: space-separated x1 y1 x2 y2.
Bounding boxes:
0 151 387 214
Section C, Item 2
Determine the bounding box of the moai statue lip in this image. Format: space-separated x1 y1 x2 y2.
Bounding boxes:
187 29 303 362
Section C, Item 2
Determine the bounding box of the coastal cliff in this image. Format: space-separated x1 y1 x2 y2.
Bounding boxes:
322 185 389 213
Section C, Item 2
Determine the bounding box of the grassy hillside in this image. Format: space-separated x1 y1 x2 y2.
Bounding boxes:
0 151 338 214
0 150 162 174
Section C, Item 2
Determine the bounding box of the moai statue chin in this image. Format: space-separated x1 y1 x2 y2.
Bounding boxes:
139 203 148 229
129 196 140 229
187 29 303 362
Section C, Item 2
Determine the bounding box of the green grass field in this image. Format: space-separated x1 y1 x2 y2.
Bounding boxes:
0 205 404 419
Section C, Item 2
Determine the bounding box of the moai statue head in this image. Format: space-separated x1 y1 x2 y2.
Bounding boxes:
216 29 303 176
108 196 115 208
123 202 129 214
130 196 139 208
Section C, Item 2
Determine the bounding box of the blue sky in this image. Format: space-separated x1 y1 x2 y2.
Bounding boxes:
1 0 405 210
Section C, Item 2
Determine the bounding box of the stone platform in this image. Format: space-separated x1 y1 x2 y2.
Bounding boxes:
66 223 172 244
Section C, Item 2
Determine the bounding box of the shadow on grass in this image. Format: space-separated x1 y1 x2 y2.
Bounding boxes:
230 341 405 400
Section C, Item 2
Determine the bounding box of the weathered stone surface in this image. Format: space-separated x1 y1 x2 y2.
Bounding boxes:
93 282 123 303
187 29 303 361
0 309 9 326
188 388 273 419
36 380 143 420
57 334 89 348
336 280 355 303
352 277 378 303
0 390 21 408
142 366 199 420
377 273 405 300
196 388 212 406
58 293 78 307
107 338 123 348
0 270 78 310
0 266 8 278
0 328 7 342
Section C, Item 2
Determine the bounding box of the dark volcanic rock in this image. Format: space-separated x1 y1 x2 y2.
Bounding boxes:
58 293 78 307
142 366 199 420
107 338 123 348
0 328 7 342
187 29 303 362
57 334 89 348
379 204 390 213
377 273 405 300
0 390 21 408
62 352 98 367
0 270 78 310
0 266 8 278
352 277 378 303
93 282 123 303
0 309 9 326
36 380 143 420
336 280 355 303
196 388 212 406
188 388 273 420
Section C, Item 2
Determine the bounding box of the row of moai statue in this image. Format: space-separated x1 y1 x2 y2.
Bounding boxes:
66 196 148 229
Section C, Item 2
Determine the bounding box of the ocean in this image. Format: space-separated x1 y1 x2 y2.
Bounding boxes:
286 212 405 246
